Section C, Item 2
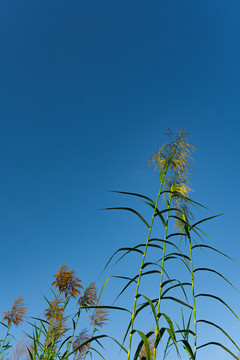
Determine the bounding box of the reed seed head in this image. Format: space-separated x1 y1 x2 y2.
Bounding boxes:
48 316 67 339
2 296 27 327
72 329 90 359
90 302 109 328
44 298 66 339
52 264 83 299
150 129 195 183
44 297 64 321
78 282 97 310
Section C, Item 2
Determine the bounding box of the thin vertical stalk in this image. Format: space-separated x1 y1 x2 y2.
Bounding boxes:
189 235 197 358
128 132 189 359
127 177 165 360
153 195 172 360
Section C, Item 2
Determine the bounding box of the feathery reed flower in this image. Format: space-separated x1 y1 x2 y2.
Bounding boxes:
10 337 28 360
44 298 64 321
52 264 83 299
78 282 97 310
72 329 90 359
44 298 66 338
168 181 194 231
90 302 109 328
48 316 66 339
150 129 195 182
150 129 195 230
44 298 66 339
2 296 27 327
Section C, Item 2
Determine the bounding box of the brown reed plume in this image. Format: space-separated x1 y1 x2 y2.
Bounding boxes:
44 297 66 339
44 298 64 321
90 302 109 328
78 282 97 310
10 337 29 360
52 264 83 299
2 296 27 327
72 329 90 360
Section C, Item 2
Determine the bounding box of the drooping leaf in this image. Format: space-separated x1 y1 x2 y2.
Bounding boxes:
106 190 155 204
197 342 239 360
101 207 150 228
195 293 240 320
197 319 240 351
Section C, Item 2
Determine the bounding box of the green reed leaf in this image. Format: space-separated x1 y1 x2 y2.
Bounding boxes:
193 268 237 289
192 244 235 261
106 190 155 204
132 330 152 360
181 339 195 359
192 214 223 228
161 282 191 302
103 246 144 271
197 342 239 359
161 296 193 309
195 293 240 320
66 334 107 358
102 207 150 228
141 295 160 331
197 319 240 351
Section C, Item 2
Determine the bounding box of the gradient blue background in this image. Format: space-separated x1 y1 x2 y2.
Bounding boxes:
1 1 240 359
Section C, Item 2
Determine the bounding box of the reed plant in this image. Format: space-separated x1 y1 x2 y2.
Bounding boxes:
0 297 27 360
104 129 240 359
1 265 110 360
1 129 239 360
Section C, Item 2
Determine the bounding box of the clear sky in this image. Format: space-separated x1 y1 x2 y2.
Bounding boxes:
1 1 240 359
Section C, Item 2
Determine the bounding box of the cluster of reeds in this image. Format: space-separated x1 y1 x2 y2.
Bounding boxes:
1 129 239 360
104 129 240 359
0 264 109 360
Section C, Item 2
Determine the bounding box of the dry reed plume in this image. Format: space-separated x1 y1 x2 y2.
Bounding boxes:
2 297 27 327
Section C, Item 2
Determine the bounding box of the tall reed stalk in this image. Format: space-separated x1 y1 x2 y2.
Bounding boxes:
105 129 240 360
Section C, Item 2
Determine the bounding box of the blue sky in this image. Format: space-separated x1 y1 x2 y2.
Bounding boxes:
1 1 240 359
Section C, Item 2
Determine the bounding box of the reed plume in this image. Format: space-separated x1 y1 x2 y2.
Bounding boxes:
2 297 27 327
90 302 109 328
78 282 97 310
72 329 90 359
52 264 83 299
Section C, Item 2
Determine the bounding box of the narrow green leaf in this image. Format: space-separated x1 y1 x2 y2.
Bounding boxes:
191 244 235 261
162 296 193 309
106 190 155 204
197 319 240 351
89 347 106 359
141 295 160 331
161 282 191 302
192 214 223 228
197 342 239 359
194 268 237 289
66 335 107 358
181 340 195 359
102 207 150 228
195 293 240 320
133 330 153 360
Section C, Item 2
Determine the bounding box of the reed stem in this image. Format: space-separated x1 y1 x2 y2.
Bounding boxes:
127 177 165 360
153 194 172 360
